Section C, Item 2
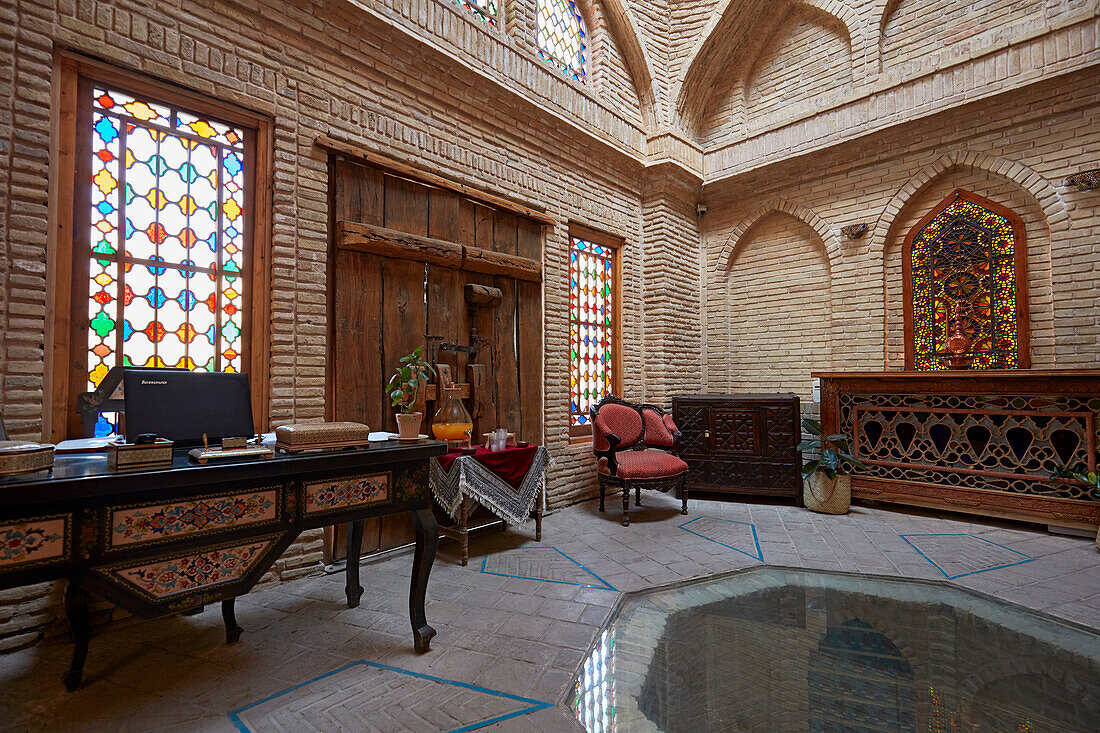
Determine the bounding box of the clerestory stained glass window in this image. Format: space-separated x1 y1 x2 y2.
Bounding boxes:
569 229 618 430
86 86 248 435
537 0 587 81
451 0 497 25
905 189 1028 371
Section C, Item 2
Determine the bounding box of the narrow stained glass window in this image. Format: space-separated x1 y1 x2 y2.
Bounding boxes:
537 0 587 81
905 189 1028 371
451 0 497 25
570 232 616 428
86 86 248 435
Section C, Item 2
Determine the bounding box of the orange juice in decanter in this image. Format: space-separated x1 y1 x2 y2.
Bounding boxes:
431 388 473 443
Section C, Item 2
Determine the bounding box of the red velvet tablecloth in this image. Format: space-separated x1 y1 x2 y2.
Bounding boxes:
434 444 537 489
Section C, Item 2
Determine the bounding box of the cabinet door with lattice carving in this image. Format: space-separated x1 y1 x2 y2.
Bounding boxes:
709 408 762 455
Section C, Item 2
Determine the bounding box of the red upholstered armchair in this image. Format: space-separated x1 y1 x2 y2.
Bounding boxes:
591 395 689 526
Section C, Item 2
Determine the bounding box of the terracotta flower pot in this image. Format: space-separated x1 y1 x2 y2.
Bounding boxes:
804 473 851 515
395 412 423 440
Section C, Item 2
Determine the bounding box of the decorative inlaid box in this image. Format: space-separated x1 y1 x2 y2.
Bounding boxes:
274 422 371 452
0 441 54 477
107 439 173 470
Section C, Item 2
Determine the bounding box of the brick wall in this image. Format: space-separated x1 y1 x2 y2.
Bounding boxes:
0 0 659 651
702 67 1100 407
702 5 854 145
721 212 833 404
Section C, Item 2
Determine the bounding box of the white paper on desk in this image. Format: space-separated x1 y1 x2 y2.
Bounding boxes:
259 432 277 446
368 431 399 441
55 437 113 453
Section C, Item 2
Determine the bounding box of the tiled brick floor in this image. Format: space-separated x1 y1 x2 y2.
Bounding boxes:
1 493 1098 732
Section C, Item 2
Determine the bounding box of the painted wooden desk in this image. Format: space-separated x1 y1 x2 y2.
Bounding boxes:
0 439 447 690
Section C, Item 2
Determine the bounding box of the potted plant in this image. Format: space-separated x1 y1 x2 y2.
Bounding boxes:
799 418 867 514
1050 464 1100 549
386 346 436 440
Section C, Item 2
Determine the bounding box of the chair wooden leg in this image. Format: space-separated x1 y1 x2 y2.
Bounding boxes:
635 487 641 507
681 476 689 515
599 481 605 512
621 485 630 527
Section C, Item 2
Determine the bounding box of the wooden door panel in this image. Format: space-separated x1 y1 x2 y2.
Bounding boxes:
330 159 543 559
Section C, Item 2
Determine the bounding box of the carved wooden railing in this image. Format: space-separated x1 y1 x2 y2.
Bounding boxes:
815 371 1100 529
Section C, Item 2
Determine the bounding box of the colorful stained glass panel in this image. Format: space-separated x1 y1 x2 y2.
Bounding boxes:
451 0 497 25
537 0 587 81
85 86 247 435
909 193 1021 371
570 236 615 427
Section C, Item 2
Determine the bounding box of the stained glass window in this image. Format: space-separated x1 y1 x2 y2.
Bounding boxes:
86 86 248 435
905 190 1027 371
537 0 587 81
570 231 617 429
451 0 497 25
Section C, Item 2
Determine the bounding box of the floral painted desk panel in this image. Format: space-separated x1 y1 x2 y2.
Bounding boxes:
108 487 281 550
304 472 390 516
98 535 278 605
0 514 70 571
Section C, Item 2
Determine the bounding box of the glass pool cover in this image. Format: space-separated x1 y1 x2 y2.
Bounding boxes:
568 566 1100 732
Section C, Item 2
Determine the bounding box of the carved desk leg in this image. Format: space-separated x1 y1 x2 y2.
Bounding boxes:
410 508 438 653
222 598 243 643
63 581 90 692
345 519 365 608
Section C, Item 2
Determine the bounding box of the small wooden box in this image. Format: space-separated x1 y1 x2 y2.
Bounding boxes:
107 439 174 471
275 422 371 453
0 441 54 477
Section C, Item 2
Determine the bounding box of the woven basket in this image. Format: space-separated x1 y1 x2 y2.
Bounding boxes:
804 473 851 514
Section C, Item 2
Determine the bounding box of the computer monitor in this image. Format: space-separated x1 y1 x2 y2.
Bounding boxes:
122 368 255 446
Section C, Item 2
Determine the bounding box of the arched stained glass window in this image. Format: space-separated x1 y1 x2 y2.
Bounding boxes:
537 0 587 81
451 0 497 25
903 189 1029 371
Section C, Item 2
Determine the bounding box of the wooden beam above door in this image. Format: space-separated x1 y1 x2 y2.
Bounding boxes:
337 220 543 282
316 133 556 226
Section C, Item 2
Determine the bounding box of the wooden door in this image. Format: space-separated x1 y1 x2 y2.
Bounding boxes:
328 158 543 560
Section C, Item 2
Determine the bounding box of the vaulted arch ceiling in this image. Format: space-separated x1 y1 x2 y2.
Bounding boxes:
579 0 660 129
673 0 862 137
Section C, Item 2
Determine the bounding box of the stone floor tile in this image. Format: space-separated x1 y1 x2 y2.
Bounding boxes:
3 497 1099 731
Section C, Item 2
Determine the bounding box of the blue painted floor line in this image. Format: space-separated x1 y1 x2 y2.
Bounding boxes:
228 659 553 733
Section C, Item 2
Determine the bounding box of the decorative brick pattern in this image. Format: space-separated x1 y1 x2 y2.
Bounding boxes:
900 533 1034 579
230 661 552 732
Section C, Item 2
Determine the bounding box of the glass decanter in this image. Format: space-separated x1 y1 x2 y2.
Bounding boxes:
431 388 473 446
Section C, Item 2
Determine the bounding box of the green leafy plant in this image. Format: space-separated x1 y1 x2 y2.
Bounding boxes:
799 418 868 481
1050 463 1100 501
386 346 436 414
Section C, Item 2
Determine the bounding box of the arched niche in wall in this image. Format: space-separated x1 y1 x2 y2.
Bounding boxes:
902 189 1029 371
741 4 853 135
882 168 1052 371
678 0 858 144
724 211 833 399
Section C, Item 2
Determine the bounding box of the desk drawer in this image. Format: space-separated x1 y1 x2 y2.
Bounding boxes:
107 487 283 551
303 472 391 517
0 513 71 572
94 534 279 607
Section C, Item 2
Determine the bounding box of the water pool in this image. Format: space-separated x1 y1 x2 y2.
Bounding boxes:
569 566 1100 732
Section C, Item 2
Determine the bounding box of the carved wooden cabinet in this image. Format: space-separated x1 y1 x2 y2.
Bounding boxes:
672 394 802 503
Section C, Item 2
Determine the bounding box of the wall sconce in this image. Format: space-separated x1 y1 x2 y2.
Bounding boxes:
841 223 868 240
1064 169 1100 192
